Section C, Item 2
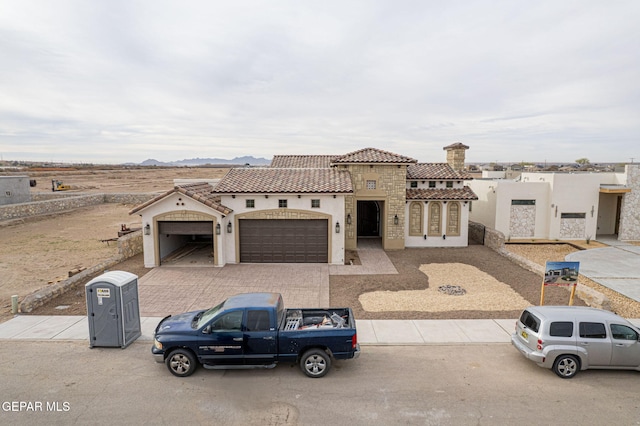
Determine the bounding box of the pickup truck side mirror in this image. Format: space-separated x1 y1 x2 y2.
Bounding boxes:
202 325 211 334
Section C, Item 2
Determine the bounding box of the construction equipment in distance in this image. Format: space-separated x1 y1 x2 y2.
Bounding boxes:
51 180 71 191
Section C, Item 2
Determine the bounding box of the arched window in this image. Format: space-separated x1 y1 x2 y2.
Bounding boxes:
447 202 460 236
428 202 441 236
409 202 423 236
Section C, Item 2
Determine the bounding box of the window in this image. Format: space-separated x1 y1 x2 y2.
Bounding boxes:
311 199 320 208
550 322 573 337
428 202 441 236
278 199 288 208
410 181 418 188
579 322 606 339
512 200 536 205
409 202 423 236
446 181 453 188
446 202 460 236
210 311 243 332
428 181 436 188
610 324 638 340
246 310 271 331
520 310 540 333
561 213 586 219
366 180 376 190
246 199 255 208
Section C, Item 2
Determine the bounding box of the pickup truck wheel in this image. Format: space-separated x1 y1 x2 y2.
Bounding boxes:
166 349 196 377
552 354 579 379
300 349 331 378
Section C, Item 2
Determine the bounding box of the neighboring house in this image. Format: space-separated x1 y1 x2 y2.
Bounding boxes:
468 165 640 241
130 146 478 267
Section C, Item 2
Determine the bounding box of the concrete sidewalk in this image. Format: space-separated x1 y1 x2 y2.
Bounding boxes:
0 315 521 345
2 315 639 345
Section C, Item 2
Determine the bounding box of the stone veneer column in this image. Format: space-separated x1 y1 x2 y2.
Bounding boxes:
619 164 640 240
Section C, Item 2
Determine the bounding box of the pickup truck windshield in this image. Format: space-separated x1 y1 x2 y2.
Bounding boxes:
197 301 225 328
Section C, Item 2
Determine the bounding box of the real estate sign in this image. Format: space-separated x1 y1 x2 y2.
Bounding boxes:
540 261 580 305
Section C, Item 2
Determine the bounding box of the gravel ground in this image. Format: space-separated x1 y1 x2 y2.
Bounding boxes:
505 243 640 318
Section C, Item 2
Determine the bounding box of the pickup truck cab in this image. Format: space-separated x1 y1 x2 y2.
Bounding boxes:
152 292 359 378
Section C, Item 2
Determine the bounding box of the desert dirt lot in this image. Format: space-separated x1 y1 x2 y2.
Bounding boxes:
2 166 640 322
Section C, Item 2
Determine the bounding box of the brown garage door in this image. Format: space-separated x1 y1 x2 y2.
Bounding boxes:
239 219 328 263
158 221 212 235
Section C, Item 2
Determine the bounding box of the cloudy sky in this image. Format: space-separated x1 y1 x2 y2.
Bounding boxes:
0 1 638 165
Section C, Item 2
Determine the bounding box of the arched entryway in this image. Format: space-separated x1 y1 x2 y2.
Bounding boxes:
357 200 382 237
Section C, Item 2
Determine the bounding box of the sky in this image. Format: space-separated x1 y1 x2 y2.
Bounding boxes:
0 1 639 165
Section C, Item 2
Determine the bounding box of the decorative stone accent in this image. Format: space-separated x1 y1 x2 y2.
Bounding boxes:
438 285 466 296
509 205 535 237
559 218 586 239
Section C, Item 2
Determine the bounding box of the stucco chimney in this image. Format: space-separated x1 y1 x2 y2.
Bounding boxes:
443 143 469 171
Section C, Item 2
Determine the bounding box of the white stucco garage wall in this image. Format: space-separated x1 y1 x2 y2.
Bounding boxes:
133 192 227 267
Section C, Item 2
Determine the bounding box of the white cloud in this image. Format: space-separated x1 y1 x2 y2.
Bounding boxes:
0 0 638 164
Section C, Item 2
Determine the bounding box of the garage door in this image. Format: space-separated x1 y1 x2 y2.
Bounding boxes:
158 221 212 235
239 219 328 263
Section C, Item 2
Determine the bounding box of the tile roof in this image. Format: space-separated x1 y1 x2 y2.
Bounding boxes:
129 182 233 215
443 142 469 150
406 187 478 201
214 168 353 193
331 148 417 164
270 155 336 168
407 163 473 180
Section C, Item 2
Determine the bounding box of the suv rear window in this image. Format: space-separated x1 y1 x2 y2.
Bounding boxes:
579 322 606 339
550 321 573 337
520 310 540 333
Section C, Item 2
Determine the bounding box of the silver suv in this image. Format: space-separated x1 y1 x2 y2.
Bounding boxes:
511 306 640 378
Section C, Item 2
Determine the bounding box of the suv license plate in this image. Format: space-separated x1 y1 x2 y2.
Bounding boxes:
521 330 528 339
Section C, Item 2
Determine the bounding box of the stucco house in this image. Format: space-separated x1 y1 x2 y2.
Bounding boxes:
468 164 640 241
130 146 478 267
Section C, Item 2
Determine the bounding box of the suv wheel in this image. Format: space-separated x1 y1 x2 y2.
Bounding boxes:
553 354 579 379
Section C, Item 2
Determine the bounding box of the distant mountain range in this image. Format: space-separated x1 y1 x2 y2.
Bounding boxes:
138 156 271 167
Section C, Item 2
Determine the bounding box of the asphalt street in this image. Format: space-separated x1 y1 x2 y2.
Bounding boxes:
2 342 640 425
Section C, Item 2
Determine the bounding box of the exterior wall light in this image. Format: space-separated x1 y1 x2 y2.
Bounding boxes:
346 213 352 225
144 223 151 235
335 222 340 233
227 222 232 233
216 223 221 235
393 214 399 225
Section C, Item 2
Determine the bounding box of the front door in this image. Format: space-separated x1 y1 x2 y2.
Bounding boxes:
198 310 244 365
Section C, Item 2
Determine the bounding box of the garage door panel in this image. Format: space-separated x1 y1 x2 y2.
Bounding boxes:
239 219 328 263
158 221 213 235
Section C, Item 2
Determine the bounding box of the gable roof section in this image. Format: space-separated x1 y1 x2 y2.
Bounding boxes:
270 155 336 168
406 187 478 201
407 163 473 180
331 147 417 165
215 168 353 193
129 182 233 215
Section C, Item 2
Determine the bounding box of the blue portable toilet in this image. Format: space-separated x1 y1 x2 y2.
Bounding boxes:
85 271 141 348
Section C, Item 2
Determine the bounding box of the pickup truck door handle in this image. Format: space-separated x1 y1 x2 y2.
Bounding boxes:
263 336 274 340
233 337 243 342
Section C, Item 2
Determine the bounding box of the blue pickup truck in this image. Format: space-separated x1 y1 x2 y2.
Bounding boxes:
152 292 360 378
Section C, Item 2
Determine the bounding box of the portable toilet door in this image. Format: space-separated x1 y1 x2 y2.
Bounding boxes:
85 271 141 348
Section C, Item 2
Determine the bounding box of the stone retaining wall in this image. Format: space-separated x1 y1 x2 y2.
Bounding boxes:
19 230 143 313
471 221 611 310
1 193 157 221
